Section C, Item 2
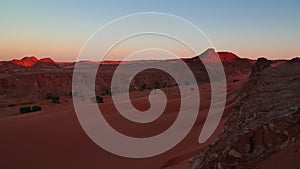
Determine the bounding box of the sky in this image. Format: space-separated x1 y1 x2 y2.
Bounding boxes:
0 0 299 61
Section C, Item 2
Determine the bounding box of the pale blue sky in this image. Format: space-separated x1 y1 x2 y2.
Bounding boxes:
1 0 299 61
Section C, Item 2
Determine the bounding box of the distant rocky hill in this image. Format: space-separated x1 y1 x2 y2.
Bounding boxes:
0 49 253 103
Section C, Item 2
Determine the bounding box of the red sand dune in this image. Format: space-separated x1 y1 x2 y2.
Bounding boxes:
0 80 245 169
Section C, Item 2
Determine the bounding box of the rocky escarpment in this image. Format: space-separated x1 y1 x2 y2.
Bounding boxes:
188 59 300 168
0 70 73 103
0 50 253 104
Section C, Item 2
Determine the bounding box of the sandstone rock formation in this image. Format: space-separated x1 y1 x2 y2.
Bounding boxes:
188 58 300 169
0 50 253 104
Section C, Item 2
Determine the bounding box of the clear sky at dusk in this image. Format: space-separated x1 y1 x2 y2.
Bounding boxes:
1 0 299 61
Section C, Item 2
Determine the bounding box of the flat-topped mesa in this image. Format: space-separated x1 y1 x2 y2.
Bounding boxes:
187 48 242 63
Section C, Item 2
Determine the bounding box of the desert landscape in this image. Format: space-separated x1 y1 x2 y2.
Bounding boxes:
1 1 299 168
0 49 299 169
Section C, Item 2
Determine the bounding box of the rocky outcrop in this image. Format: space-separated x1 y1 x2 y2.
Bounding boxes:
251 57 272 76
0 51 253 103
0 70 73 103
218 51 240 63
188 60 300 169
39 58 55 63
186 49 254 76
288 57 300 63
11 56 39 67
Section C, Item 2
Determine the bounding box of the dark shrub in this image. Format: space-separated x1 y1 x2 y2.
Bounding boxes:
32 105 42 112
51 96 60 103
46 93 53 99
140 84 147 90
154 82 160 89
162 82 168 88
8 104 16 107
96 96 103 103
90 96 103 103
105 89 110 95
20 106 31 114
68 91 78 97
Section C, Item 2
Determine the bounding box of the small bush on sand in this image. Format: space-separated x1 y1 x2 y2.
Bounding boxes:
154 82 160 89
51 96 60 103
105 89 109 95
20 106 31 114
140 84 147 91
19 105 42 114
162 82 168 88
90 96 104 103
32 105 42 112
68 91 78 97
46 93 60 103
46 93 53 99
